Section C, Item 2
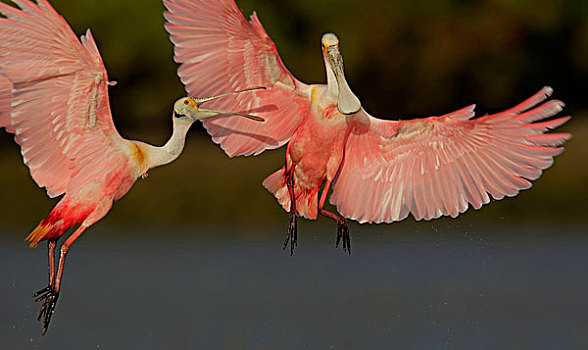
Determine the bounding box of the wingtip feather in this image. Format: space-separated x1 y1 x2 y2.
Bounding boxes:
542 86 553 97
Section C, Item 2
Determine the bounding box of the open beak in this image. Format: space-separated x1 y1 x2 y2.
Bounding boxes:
325 45 361 115
190 87 266 122
197 107 265 122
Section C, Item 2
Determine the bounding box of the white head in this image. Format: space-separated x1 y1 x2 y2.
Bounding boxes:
173 87 265 122
321 33 361 115
322 33 339 48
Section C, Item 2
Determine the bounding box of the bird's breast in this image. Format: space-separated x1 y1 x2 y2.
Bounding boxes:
128 142 149 178
129 143 145 165
310 85 355 123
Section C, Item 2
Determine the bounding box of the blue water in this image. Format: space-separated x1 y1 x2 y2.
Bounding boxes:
2 225 588 349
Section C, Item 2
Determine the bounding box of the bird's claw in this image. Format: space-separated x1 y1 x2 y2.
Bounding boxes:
283 211 298 255
34 285 59 335
335 218 351 255
33 286 51 299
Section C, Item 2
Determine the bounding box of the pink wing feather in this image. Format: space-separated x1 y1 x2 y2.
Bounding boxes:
0 76 13 131
164 0 310 157
0 0 125 197
330 87 571 224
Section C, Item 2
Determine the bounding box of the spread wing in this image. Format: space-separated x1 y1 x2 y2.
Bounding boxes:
330 87 571 224
0 0 125 197
164 0 310 157
0 77 12 131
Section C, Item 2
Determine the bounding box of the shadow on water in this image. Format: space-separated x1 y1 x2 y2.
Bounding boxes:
2 224 588 349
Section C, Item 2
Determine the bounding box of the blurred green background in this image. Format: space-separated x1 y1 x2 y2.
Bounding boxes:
0 0 586 236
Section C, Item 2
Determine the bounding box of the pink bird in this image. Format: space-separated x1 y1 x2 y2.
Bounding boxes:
0 0 263 334
164 0 571 254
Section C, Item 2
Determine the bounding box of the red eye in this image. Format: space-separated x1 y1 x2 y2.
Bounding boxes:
183 99 190 105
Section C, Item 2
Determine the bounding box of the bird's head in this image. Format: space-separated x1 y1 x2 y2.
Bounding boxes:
173 87 266 122
321 33 361 115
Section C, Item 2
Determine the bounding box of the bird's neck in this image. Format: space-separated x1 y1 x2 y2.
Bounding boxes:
145 119 193 169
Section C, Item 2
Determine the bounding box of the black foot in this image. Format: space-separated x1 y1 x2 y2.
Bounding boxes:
283 211 298 256
335 218 351 255
34 286 59 335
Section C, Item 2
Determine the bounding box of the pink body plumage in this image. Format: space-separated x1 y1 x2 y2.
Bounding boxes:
0 0 210 333
165 0 571 236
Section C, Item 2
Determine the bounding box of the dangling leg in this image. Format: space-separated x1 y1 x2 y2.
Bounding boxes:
35 225 88 334
47 238 57 286
33 238 58 316
319 209 350 254
283 168 298 255
318 179 351 254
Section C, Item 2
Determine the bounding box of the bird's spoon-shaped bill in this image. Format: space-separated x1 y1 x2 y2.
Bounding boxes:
197 107 265 122
193 86 265 104
325 45 361 115
180 86 266 122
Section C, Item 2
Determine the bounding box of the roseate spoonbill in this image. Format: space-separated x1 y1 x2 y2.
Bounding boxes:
0 0 263 334
164 0 571 255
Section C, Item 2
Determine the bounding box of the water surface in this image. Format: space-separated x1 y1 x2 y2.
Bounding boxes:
2 226 588 349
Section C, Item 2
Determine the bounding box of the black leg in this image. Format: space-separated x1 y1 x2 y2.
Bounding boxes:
33 285 59 335
336 218 351 255
320 209 352 255
34 238 59 335
284 173 298 255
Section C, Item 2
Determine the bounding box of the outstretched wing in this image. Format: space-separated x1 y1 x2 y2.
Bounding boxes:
0 77 12 131
0 0 124 197
330 87 571 224
164 0 310 157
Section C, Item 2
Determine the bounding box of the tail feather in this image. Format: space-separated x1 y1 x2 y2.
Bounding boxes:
25 197 94 247
297 188 319 219
26 220 63 248
263 167 290 211
262 167 319 219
